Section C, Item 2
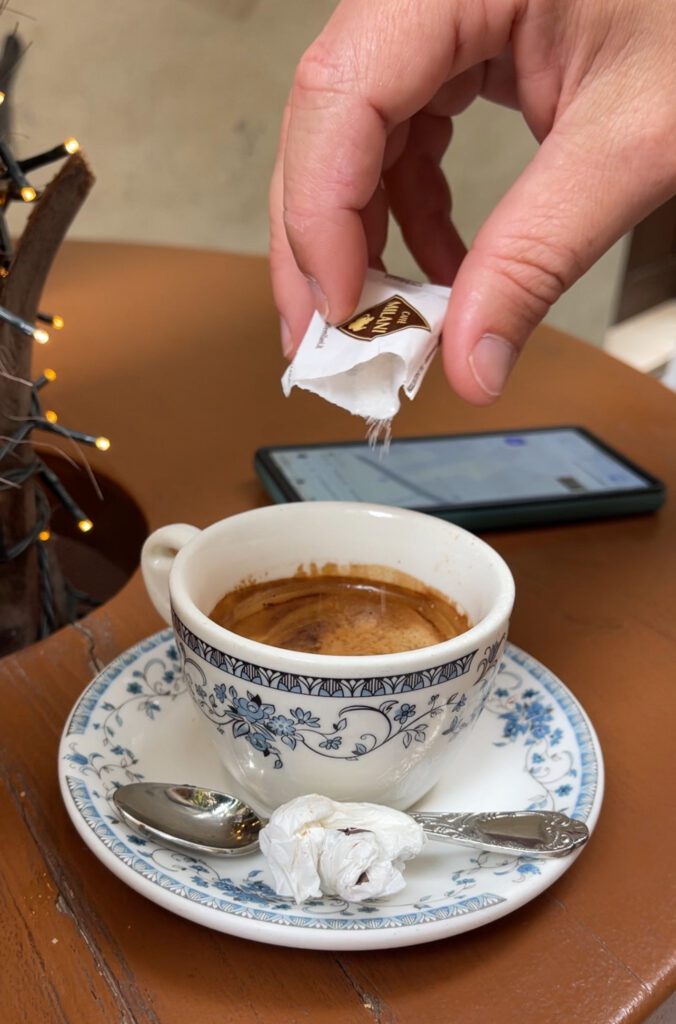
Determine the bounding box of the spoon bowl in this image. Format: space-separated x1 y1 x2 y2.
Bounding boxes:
114 783 266 857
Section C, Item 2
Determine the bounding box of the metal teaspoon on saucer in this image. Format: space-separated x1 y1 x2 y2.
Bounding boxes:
113 783 589 859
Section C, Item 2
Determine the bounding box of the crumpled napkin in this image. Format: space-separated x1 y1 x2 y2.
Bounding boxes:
259 794 425 903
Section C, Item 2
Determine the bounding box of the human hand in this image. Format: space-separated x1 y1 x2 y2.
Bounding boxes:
270 0 676 403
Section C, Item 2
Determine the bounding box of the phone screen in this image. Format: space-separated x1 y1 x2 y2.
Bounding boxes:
266 428 653 509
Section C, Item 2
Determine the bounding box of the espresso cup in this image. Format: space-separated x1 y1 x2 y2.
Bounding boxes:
141 502 514 811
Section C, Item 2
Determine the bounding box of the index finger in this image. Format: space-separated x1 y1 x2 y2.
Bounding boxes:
278 0 519 324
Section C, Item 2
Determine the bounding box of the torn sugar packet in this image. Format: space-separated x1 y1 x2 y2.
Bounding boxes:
281 270 450 440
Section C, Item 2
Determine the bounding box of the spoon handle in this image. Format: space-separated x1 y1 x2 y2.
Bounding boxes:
409 810 589 858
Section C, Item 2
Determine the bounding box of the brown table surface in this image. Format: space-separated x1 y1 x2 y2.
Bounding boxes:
1 241 675 1024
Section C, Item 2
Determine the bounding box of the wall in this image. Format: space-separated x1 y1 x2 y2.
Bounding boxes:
8 0 625 344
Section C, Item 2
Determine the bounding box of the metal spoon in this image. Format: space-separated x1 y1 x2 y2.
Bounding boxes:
113 783 589 859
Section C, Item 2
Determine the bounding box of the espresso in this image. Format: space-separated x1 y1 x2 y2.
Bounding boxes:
209 566 470 656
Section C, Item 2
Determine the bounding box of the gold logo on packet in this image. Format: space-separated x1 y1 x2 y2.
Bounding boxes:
337 295 431 341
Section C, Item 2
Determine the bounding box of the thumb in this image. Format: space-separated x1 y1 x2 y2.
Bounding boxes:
442 116 674 404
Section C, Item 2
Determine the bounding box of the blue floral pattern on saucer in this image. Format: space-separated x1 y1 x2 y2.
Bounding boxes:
58 630 603 950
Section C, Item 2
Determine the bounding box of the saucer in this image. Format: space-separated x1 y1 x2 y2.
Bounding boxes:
58 629 603 950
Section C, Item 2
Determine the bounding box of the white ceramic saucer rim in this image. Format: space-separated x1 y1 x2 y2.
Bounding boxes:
58 630 604 951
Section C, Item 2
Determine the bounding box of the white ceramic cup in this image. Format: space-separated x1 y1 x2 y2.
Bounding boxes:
141 502 514 811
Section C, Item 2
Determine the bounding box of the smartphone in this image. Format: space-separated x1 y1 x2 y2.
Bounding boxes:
255 426 665 530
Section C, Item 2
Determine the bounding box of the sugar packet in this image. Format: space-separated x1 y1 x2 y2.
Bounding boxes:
281 270 450 443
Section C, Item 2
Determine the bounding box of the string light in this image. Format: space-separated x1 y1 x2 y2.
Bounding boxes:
0 121 102 635
0 139 37 203
37 312 65 330
0 303 51 342
2 184 42 204
34 369 57 390
0 91 5 106
18 138 82 175
35 419 110 452
38 461 93 535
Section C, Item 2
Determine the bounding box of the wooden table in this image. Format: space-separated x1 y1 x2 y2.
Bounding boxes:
1 241 674 1024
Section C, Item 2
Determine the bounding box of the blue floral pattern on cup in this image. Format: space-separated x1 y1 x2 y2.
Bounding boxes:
185 678 476 769
179 637 504 770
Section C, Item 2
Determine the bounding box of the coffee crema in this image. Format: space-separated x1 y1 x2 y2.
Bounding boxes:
209 566 470 656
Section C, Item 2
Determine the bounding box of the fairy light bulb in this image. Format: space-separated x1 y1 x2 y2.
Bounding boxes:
44 368 57 382
94 436 110 452
0 92 5 106
77 518 93 533
38 529 51 542
44 409 58 424
33 328 49 345
21 185 37 203
52 315 65 330
64 137 80 155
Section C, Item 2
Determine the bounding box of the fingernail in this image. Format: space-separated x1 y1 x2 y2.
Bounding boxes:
280 317 293 358
469 334 518 397
306 275 329 320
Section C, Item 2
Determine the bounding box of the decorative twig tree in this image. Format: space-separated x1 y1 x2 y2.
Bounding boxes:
0 30 99 655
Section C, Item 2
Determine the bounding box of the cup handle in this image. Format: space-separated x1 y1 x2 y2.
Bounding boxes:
141 524 201 624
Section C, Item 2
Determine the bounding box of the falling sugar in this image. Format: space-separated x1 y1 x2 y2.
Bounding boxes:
366 415 393 453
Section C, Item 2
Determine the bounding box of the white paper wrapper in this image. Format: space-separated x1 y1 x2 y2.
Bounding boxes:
282 271 450 432
259 793 425 904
